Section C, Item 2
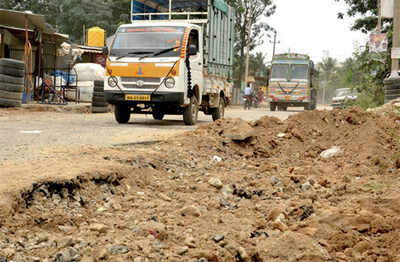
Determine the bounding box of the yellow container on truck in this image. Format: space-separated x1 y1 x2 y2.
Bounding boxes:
103 0 235 125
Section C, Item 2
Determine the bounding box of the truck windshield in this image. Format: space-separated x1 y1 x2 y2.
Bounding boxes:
271 64 289 79
110 26 185 58
291 64 308 80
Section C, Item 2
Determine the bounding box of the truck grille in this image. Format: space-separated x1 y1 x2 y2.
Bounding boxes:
121 77 161 84
122 84 160 89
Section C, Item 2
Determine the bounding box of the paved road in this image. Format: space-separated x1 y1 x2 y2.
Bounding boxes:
0 105 314 163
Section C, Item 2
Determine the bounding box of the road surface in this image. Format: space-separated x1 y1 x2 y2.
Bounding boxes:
0 105 323 163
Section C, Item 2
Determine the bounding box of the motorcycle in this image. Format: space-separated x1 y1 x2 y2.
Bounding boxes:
243 95 253 110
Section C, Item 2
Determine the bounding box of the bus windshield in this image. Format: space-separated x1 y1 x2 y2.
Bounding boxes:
291 64 308 80
271 64 289 79
110 26 185 58
271 63 308 80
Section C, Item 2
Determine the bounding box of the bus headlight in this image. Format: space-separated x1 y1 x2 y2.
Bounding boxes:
164 77 175 89
108 76 119 87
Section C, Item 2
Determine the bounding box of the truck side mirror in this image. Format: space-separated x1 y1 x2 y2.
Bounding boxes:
187 44 197 56
102 46 109 56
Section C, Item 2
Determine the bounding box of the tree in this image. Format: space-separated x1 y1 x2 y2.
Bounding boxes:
0 0 127 42
57 0 112 42
318 56 338 103
334 0 391 107
334 0 383 33
225 0 276 86
250 52 268 77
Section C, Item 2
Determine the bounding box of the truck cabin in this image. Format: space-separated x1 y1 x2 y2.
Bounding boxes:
110 25 187 59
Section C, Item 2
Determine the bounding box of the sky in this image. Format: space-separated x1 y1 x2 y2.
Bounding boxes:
257 0 369 63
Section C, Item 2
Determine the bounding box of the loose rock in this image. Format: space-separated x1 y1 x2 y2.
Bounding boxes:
108 245 130 255
208 177 223 189
320 146 342 158
179 205 201 217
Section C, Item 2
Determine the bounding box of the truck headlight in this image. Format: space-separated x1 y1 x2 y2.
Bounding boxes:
164 77 175 89
108 76 118 87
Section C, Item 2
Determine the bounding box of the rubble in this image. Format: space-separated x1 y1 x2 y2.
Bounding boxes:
1 107 400 261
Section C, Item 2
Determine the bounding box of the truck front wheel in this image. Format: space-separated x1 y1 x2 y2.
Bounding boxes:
114 104 131 124
211 97 225 121
183 96 198 126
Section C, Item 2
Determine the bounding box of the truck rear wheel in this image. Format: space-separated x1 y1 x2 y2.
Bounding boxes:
114 104 131 124
211 97 225 121
305 103 313 110
270 102 276 111
183 96 198 126
278 105 287 111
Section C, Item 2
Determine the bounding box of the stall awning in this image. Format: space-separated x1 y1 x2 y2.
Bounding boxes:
74 45 103 54
0 9 55 34
0 25 68 46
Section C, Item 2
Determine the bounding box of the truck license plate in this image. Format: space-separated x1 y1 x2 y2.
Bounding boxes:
125 94 151 101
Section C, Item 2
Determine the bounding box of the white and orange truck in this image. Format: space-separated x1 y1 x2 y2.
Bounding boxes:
103 0 235 125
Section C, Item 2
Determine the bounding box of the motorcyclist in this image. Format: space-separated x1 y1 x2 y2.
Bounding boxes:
243 83 254 109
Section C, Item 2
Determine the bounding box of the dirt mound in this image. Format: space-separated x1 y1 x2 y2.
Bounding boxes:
0 103 91 117
368 98 400 116
1 108 400 261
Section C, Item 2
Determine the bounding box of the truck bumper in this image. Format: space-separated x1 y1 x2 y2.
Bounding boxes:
270 101 310 107
105 90 185 106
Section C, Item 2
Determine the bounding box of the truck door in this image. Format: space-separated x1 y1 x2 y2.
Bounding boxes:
187 29 203 98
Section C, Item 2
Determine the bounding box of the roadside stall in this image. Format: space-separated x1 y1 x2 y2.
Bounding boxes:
0 9 74 105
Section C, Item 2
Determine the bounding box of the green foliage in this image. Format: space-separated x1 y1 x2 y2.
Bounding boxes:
335 0 392 33
352 47 387 108
225 0 276 84
334 0 391 108
0 0 130 42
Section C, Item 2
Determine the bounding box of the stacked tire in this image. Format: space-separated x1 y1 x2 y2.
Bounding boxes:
92 80 109 113
0 59 25 107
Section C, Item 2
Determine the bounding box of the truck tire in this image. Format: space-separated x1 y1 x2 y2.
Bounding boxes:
0 74 24 85
278 104 287 111
0 58 25 69
92 96 107 103
270 102 276 111
152 112 164 120
311 101 317 110
211 97 225 121
0 82 24 92
0 90 23 100
152 107 165 120
0 97 21 107
114 104 131 124
183 96 198 126
93 91 105 97
0 67 25 77
94 80 104 92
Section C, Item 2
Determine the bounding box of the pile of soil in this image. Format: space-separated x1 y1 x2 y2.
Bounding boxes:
0 103 91 117
1 107 400 262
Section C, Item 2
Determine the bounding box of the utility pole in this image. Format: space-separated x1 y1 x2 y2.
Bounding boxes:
244 18 252 91
391 0 400 74
269 30 280 57
378 0 382 32
322 50 329 105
